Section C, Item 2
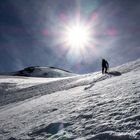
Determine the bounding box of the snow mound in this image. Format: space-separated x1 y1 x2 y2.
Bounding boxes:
12 66 76 78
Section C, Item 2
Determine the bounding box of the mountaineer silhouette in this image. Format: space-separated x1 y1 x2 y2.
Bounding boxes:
102 59 109 74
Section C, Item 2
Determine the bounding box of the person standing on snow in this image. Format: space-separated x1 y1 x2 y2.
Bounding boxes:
102 59 109 74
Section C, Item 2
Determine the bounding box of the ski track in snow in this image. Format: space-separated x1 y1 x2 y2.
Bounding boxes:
0 59 140 140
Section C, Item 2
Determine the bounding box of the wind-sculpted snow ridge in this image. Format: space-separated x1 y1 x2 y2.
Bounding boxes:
111 58 140 74
0 58 140 140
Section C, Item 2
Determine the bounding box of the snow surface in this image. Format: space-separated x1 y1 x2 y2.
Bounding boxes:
0 59 140 140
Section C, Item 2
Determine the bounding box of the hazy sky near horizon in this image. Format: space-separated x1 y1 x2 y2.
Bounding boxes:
0 0 140 73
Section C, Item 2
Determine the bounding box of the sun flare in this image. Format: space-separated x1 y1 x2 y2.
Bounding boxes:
64 23 91 49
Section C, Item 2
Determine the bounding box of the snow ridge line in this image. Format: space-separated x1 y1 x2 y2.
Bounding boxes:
0 74 108 107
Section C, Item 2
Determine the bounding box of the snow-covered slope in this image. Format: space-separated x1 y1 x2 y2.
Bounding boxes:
11 66 76 78
0 59 140 140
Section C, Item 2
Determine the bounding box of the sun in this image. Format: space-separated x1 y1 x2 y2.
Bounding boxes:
64 23 92 49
